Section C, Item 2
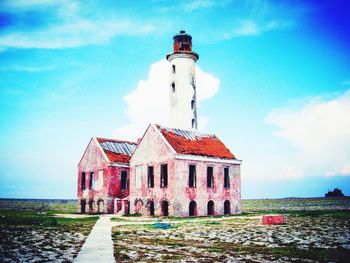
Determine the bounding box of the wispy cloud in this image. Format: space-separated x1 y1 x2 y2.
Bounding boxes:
0 1 155 50
221 19 293 40
342 79 350 86
0 18 155 49
0 65 55 72
184 0 216 12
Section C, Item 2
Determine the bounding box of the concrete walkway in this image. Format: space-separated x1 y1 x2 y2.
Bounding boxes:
74 215 115 263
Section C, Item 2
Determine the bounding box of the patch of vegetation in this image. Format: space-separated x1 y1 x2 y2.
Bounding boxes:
0 209 98 227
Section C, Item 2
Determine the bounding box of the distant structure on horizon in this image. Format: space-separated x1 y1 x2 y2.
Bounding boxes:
325 188 345 198
77 31 242 217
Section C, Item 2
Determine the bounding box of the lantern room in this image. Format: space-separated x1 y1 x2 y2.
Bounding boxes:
173 30 193 52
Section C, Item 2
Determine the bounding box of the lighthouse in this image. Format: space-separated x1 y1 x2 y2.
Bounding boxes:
166 30 199 131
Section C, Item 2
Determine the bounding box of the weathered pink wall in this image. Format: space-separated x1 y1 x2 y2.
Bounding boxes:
173 159 240 216
129 124 241 217
77 138 130 213
129 125 176 215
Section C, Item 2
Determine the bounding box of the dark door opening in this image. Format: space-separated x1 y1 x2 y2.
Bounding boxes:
148 201 155 216
224 200 231 215
207 200 214 216
161 200 169 216
80 199 86 213
189 200 197 216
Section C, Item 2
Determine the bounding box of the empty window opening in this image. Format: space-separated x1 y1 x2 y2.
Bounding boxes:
147 200 155 216
224 200 231 215
189 165 196 188
207 167 214 188
189 200 197 216
160 164 168 188
88 199 94 212
192 118 196 129
207 200 215 216
80 199 86 213
97 199 104 213
89 172 94 190
81 172 86 190
124 200 130 215
171 82 175 92
161 200 169 216
172 65 176 74
224 167 230 188
148 166 154 188
120 171 128 190
191 100 195 110
135 199 143 214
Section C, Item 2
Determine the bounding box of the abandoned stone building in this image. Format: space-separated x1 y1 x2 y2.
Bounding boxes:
77 31 242 216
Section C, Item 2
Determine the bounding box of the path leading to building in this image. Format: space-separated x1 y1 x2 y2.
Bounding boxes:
74 215 115 263
73 214 259 262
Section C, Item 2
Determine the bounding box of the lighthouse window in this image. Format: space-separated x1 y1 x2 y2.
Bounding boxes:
191 100 195 110
192 119 196 128
172 65 176 74
171 82 175 92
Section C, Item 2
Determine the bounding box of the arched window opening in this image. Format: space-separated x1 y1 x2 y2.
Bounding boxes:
161 200 169 216
172 65 176 74
192 118 196 129
191 100 195 110
224 200 231 215
207 200 214 216
189 200 197 216
171 82 175 93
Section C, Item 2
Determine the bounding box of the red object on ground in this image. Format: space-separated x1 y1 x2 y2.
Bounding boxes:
262 215 286 225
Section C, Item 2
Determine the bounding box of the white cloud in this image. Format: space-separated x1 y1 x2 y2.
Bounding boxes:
113 59 220 140
266 90 350 178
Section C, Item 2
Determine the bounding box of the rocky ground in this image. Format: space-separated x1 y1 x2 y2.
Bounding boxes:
0 224 89 262
1 198 349 262
112 198 350 262
0 199 97 262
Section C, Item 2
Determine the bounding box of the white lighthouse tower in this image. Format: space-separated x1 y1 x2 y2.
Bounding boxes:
166 30 199 131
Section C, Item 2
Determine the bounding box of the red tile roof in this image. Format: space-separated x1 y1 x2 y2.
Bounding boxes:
158 126 235 159
96 137 137 164
104 150 132 163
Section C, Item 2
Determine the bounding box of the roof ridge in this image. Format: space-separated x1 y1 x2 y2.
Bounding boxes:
96 137 137 145
156 124 215 134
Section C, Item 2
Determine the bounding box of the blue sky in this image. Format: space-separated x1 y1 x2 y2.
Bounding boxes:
0 0 349 199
